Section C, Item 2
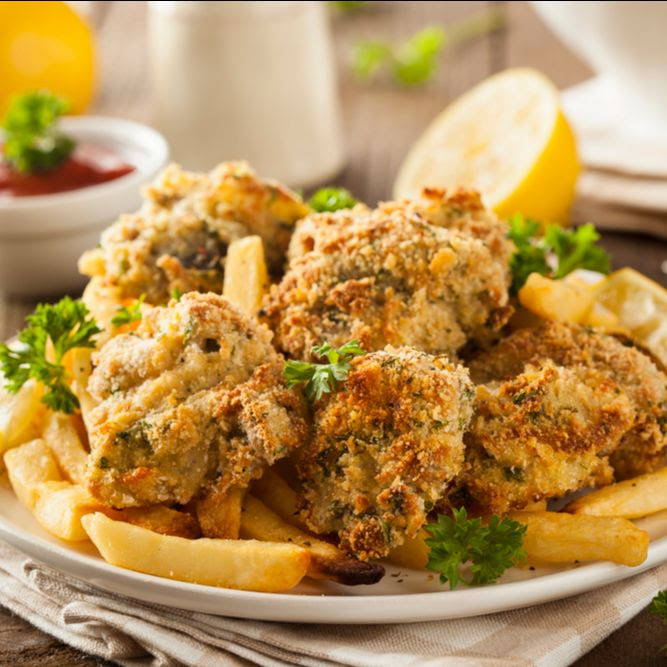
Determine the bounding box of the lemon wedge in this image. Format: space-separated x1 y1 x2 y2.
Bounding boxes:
393 68 580 224
586 268 667 366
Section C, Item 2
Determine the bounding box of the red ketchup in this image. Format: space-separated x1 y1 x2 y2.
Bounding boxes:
0 143 135 198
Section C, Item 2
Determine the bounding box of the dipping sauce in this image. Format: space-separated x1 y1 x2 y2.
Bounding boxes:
0 143 135 198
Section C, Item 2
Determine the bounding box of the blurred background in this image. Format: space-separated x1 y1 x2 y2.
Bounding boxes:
1 2 666 222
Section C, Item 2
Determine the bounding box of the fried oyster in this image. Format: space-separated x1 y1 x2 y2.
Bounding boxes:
263 188 513 360
85 292 308 508
79 161 308 305
468 321 667 480
463 360 635 515
297 346 475 560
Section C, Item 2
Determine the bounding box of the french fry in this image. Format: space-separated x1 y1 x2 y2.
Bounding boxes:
82 512 310 592
105 505 201 539
223 235 269 316
388 530 430 570
511 511 649 567
251 468 309 531
42 412 89 484
4 439 61 509
33 481 103 541
196 484 245 539
68 347 98 432
565 468 667 519
0 379 45 459
518 272 595 324
241 495 384 585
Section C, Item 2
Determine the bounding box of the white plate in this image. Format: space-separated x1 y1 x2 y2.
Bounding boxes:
1 475 665 624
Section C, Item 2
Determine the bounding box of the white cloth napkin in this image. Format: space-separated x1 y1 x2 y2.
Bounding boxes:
1 539 665 667
562 76 667 237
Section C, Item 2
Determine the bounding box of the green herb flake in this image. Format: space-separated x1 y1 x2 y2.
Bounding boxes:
308 187 358 213
111 294 145 329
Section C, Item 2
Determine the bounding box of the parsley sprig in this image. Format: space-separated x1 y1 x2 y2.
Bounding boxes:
284 340 365 401
2 91 76 173
0 297 101 413
425 507 527 590
111 294 145 329
309 187 358 213
509 215 611 294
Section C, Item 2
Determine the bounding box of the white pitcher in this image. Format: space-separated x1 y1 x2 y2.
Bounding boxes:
148 1 344 187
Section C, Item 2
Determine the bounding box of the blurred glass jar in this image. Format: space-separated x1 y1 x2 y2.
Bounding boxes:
147 1 344 187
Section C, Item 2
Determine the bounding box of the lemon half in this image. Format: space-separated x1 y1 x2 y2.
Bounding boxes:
393 68 580 224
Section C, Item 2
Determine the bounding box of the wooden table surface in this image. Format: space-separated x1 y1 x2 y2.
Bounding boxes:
1 2 665 665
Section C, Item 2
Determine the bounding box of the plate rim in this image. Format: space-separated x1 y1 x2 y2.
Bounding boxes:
1 504 665 624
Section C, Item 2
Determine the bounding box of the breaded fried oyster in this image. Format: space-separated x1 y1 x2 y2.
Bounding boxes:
464 361 635 515
79 162 308 304
469 321 667 480
85 292 308 508
297 346 475 560
264 188 513 360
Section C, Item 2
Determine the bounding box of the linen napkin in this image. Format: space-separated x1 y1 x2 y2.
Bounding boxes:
562 76 667 238
0 540 665 667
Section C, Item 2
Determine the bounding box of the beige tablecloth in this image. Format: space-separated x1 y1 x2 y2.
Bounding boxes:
0 540 664 667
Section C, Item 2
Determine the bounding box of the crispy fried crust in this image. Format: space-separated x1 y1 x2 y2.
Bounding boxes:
214 361 310 492
469 322 667 479
85 293 307 508
264 188 512 360
464 361 635 514
297 346 475 560
79 162 307 304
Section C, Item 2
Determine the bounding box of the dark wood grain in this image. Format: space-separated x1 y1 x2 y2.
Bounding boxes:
1 2 665 665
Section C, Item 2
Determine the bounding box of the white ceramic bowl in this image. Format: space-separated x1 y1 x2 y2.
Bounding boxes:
531 1 667 131
0 116 168 296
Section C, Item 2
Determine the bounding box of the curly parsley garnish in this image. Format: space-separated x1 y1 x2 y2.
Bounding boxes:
425 507 526 590
0 297 101 413
509 214 611 294
111 294 145 329
284 339 365 401
308 187 358 213
2 91 76 172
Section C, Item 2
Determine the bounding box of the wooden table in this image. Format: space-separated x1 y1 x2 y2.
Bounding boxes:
1 2 665 665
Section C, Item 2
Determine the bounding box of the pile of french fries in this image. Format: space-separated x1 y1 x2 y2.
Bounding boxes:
0 236 664 593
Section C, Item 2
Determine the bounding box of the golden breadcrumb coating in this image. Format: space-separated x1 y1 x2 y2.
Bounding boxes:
263 188 512 360
85 292 308 507
79 162 308 304
464 361 635 515
297 346 475 560
468 322 667 479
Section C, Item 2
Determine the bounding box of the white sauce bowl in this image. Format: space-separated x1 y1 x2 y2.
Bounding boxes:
0 116 168 296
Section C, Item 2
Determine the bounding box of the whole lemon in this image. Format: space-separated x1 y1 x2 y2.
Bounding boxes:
0 1 95 115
